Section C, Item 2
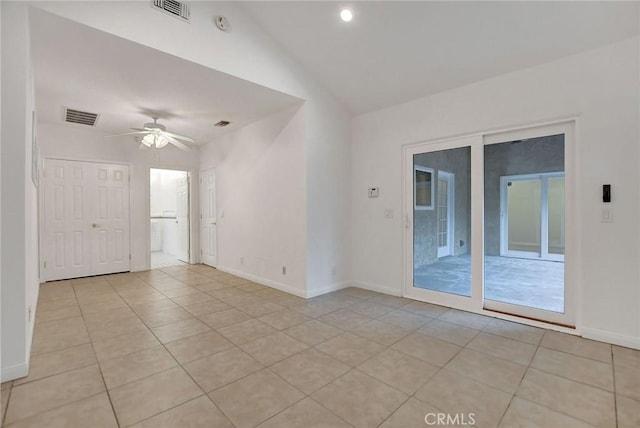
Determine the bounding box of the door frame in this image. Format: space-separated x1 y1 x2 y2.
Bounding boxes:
146 166 196 269
437 170 455 258
403 119 578 330
40 157 132 281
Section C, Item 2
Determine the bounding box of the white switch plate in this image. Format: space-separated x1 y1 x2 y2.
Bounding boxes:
384 209 394 219
601 206 613 222
368 187 379 198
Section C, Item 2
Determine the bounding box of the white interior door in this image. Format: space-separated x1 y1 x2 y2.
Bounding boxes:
176 175 190 263
44 159 130 281
200 169 217 267
45 160 92 281
92 164 130 275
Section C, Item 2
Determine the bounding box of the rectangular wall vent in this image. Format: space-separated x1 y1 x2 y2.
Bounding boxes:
152 0 190 22
64 108 99 126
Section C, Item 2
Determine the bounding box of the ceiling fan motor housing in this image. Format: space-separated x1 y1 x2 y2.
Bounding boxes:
144 122 167 132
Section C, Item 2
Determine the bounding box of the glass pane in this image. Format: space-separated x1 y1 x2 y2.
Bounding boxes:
415 168 433 209
548 177 565 255
484 134 565 312
507 179 541 254
413 147 471 296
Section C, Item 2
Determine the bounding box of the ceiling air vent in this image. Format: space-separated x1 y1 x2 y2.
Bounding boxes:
152 0 190 22
64 108 99 126
214 120 231 127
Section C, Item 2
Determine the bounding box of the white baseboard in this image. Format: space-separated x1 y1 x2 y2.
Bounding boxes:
306 281 350 298
215 265 306 298
582 327 640 350
351 280 402 297
1 362 29 383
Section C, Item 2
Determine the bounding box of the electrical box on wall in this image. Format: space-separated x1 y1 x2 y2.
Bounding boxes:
368 187 379 198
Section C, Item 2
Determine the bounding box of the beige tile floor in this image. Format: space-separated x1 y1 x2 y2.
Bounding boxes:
1 264 638 427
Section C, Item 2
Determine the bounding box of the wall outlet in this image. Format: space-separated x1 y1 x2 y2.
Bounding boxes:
240 256 244 265
282 266 287 275
384 208 394 219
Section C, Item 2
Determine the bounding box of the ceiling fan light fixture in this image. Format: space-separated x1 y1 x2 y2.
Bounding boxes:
141 134 155 147
155 136 170 149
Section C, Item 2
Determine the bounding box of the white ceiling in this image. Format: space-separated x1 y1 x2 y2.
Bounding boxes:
242 1 640 114
30 9 301 146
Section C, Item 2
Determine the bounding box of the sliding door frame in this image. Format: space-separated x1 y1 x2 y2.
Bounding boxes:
403 119 578 330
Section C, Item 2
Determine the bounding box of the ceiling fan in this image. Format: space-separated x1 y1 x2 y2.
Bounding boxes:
106 116 193 151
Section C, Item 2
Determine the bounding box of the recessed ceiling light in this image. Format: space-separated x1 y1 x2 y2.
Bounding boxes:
340 9 353 22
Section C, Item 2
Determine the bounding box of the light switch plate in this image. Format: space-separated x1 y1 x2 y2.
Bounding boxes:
368 187 379 198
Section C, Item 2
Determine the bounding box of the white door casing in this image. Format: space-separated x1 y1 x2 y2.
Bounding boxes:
200 169 217 267
44 159 130 281
437 170 455 258
176 174 190 263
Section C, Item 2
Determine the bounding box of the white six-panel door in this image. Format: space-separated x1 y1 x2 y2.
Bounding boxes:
44 159 130 281
200 169 217 267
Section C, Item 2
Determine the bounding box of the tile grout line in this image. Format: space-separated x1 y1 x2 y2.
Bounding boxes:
1 384 13 428
17 268 629 428
72 279 123 428
494 328 541 428
611 345 619 428
103 266 267 426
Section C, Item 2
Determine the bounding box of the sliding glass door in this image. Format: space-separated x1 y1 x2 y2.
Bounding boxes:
404 136 480 310
404 123 575 327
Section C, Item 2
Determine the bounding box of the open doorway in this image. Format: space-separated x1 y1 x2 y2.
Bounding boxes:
150 168 190 269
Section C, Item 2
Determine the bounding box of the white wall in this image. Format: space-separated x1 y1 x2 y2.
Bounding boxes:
38 122 200 272
200 105 308 296
150 169 184 217
32 1 352 294
1 1 40 381
351 37 640 347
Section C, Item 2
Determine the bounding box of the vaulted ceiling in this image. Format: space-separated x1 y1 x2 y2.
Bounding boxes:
30 1 639 143
30 9 301 146
242 1 639 114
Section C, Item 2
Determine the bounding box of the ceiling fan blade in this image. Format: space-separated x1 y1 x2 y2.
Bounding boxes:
166 135 191 151
164 131 195 143
130 127 148 131
105 131 148 138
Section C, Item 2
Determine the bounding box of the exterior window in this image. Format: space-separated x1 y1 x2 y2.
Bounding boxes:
414 166 434 210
